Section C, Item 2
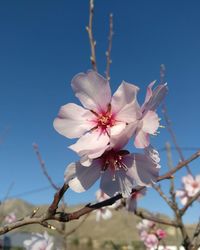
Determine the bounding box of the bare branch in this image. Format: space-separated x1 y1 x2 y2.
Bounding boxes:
135 209 179 227
48 183 69 215
105 13 113 81
165 142 177 202
86 0 97 71
157 150 200 181
152 183 174 210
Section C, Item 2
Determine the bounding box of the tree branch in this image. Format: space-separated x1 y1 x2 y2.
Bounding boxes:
134 209 179 227
180 190 200 216
157 150 200 181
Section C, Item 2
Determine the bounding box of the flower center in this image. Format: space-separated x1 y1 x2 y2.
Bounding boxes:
191 181 199 189
90 104 116 133
100 149 130 180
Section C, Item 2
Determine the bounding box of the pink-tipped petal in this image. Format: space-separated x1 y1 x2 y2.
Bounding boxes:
71 70 111 112
53 103 94 139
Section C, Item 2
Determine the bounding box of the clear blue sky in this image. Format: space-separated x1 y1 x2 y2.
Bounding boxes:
0 0 199 223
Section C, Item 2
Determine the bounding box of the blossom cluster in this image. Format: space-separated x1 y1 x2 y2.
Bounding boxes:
176 174 200 205
54 70 167 197
137 219 167 249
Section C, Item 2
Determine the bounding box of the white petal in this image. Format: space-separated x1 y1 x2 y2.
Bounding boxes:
110 123 137 150
134 129 150 148
125 153 159 187
53 103 94 138
143 83 168 112
144 145 160 164
142 110 159 134
69 130 109 159
64 162 76 183
100 168 134 198
102 209 112 220
110 122 126 136
141 81 156 111
71 70 111 112
67 160 102 192
111 81 139 114
115 101 142 123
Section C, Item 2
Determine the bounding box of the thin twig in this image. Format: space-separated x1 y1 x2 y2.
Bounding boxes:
165 142 176 201
105 13 113 81
152 183 174 210
65 213 90 237
86 0 97 71
157 150 200 181
160 64 192 175
33 143 59 191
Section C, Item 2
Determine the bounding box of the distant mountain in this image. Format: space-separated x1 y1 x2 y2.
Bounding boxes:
0 199 198 249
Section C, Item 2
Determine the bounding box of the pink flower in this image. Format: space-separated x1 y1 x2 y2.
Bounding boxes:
23 232 54 250
54 70 141 165
126 188 146 212
182 174 200 197
134 81 168 148
176 174 200 205
4 212 16 224
143 233 159 249
137 219 155 233
64 126 160 197
156 229 167 239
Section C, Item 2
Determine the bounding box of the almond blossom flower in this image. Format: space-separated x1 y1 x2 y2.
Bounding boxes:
95 189 113 221
23 232 54 250
64 126 160 197
176 174 200 205
142 232 159 249
4 212 17 224
134 81 168 148
54 70 141 165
